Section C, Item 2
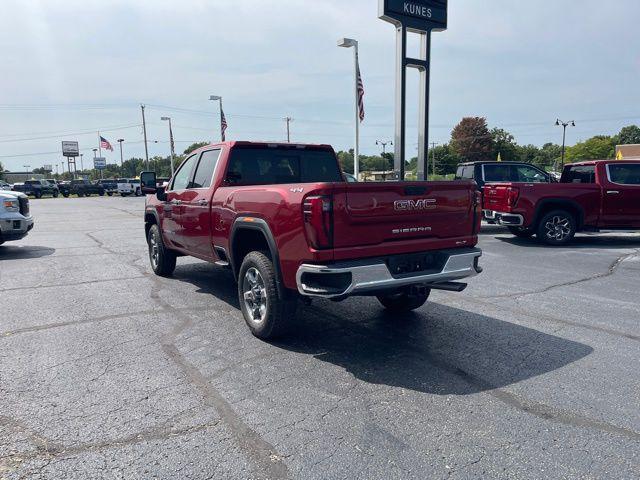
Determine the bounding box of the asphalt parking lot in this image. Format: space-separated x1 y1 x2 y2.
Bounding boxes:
1 197 639 479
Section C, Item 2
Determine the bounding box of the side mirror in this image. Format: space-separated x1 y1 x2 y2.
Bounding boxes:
140 171 157 194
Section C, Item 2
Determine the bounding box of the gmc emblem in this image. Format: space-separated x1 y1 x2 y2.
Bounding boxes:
394 199 437 211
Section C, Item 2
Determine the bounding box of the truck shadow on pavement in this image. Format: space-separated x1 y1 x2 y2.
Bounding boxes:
0 245 56 260
497 235 640 250
172 263 594 396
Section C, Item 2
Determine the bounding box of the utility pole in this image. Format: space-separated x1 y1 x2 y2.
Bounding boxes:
161 117 176 177
555 119 575 171
376 140 393 181
117 139 124 167
430 142 437 180
338 38 361 181
141 104 150 169
80 153 84 172
284 117 293 143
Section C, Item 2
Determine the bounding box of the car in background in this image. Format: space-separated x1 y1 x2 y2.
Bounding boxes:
118 178 142 196
97 179 118 196
12 179 59 198
0 181 11 191
70 179 105 197
0 190 33 245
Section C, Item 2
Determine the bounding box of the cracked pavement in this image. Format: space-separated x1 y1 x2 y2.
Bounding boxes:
1 198 639 479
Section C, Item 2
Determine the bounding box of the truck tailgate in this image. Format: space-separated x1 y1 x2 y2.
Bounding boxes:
483 184 513 212
332 181 477 252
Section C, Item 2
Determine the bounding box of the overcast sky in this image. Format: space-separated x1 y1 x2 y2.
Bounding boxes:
1 0 639 171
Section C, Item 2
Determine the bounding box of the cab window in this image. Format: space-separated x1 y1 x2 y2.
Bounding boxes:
190 150 221 189
562 166 596 184
514 165 549 183
483 164 513 182
608 164 640 185
170 154 199 191
456 165 474 180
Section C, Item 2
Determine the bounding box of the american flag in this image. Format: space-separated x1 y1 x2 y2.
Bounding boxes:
169 123 175 154
356 53 365 122
221 109 228 141
100 136 114 152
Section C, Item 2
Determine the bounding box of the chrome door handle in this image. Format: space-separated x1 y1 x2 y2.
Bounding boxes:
198 199 208 206
170 199 182 205
606 190 620 195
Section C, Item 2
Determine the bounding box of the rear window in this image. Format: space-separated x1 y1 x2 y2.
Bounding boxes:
456 165 474 180
562 166 596 184
608 164 640 185
25 180 39 185
225 147 342 185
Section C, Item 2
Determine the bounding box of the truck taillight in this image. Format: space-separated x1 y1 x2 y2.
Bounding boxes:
507 187 520 208
303 195 333 249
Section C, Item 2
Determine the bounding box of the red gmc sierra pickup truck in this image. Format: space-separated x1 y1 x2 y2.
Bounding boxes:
483 160 640 245
141 141 483 339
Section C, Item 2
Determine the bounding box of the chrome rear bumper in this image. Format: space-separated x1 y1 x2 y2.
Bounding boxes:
296 248 482 298
487 211 524 226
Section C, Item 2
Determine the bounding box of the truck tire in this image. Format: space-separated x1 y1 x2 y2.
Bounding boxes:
53 191 59 198
77 192 84 197
135 188 142 197
99 191 105 197
63 193 69 198
107 192 113 197
238 251 297 340
377 287 431 313
508 226 534 238
147 224 176 277
537 210 576 246
35 191 42 199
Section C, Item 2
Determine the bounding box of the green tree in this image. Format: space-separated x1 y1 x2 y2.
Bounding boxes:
450 117 494 162
183 142 208 155
565 136 616 162
491 128 518 162
336 150 354 173
617 125 640 145
431 144 462 175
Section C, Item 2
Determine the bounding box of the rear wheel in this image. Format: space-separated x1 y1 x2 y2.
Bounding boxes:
53 191 59 198
35 191 42 199
238 251 297 340
147 224 176 277
99 191 105 196
107 192 113 197
377 286 431 313
537 210 576 246
508 226 534 238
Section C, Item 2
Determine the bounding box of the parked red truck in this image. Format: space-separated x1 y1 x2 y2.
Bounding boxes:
483 160 640 245
141 141 483 339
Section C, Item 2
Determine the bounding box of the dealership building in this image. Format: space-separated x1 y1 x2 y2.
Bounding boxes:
616 144 640 160
1 172 46 183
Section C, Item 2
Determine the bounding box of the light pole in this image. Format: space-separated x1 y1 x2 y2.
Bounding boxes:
209 95 225 142
338 37 361 181
23 164 31 173
117 139 124 167
555 119 575 170
161 117 176 177
284 117 293 143
80 153 84 172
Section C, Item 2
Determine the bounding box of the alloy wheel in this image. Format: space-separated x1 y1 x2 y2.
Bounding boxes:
242 267 268 326
544 215 572 241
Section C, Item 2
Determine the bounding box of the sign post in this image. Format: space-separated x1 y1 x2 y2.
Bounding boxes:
62 141 80 180
379 0 447 181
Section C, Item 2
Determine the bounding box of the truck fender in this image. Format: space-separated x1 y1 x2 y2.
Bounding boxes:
229 217 285 297
144 208 161 238
533 198 585 229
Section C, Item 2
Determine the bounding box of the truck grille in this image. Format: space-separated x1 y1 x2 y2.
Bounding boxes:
19 197 29 216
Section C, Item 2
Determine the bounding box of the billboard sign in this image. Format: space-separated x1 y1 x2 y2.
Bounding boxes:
43 164 53 172
94 157 107 170
379 0 447 31
62 141 80 157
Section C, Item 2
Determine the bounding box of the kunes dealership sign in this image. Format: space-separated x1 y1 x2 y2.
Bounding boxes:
379 0 447 31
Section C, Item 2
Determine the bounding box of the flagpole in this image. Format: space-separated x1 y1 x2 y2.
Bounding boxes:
353 45 360 181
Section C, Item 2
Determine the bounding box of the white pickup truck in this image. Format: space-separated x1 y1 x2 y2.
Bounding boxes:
0 191 34 245
117 179 142 197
